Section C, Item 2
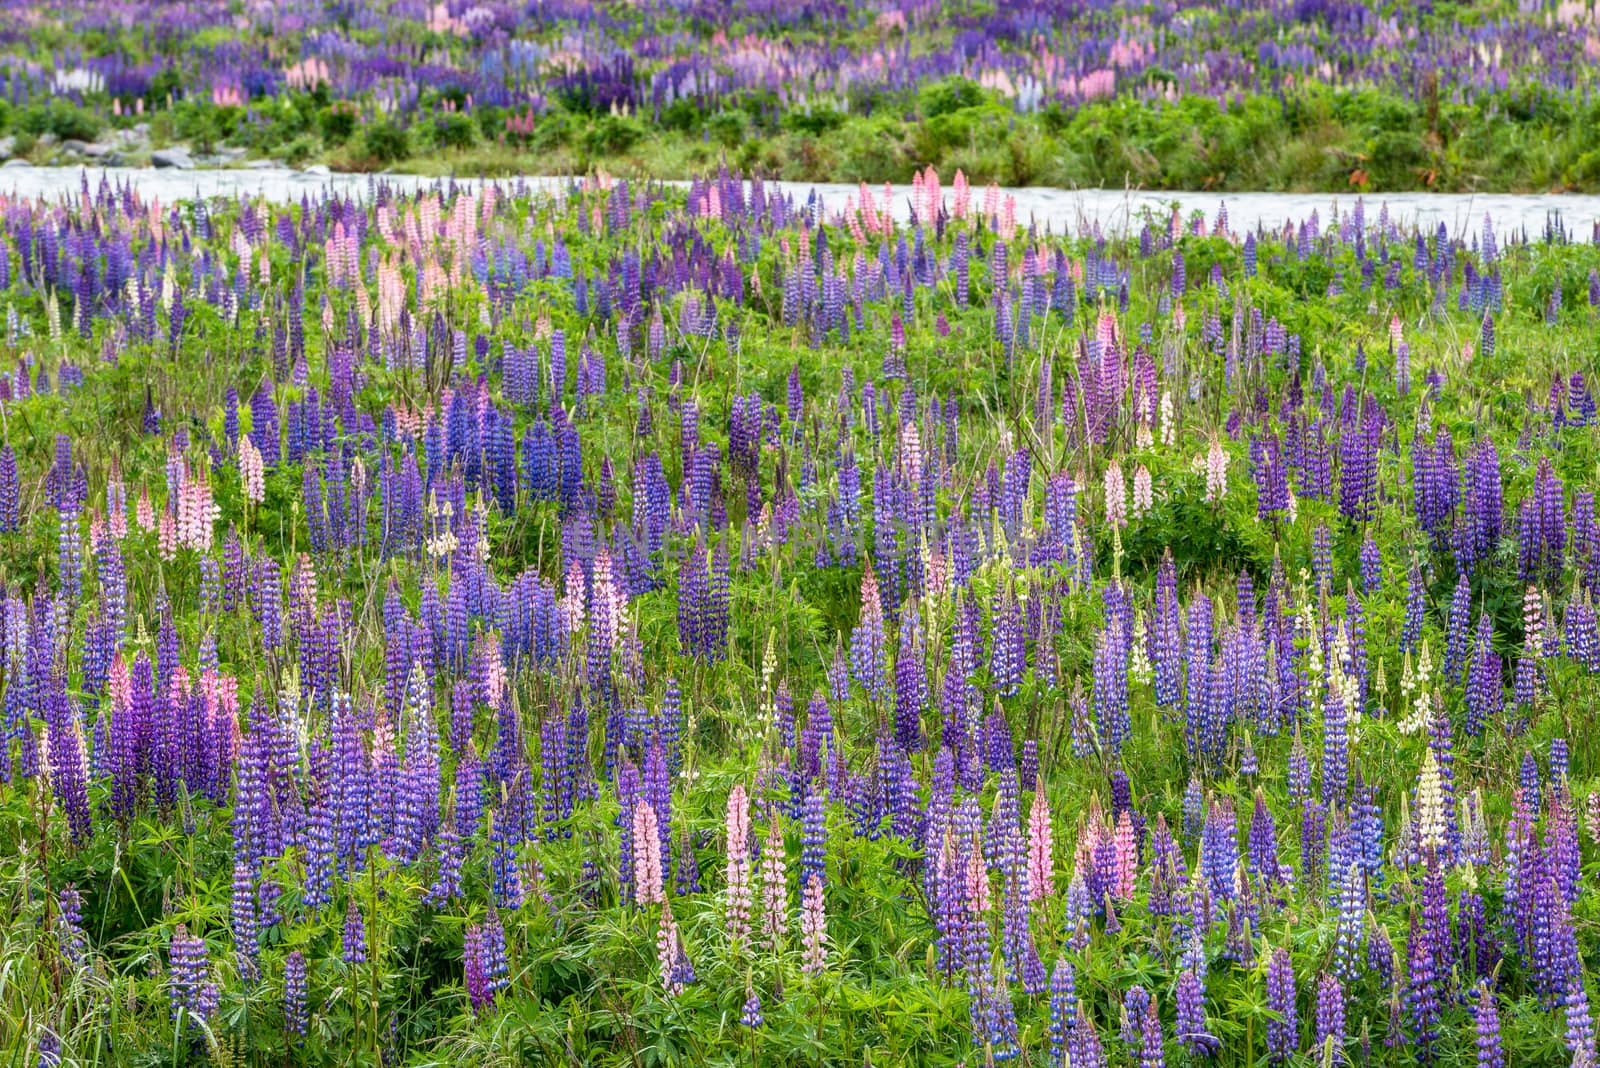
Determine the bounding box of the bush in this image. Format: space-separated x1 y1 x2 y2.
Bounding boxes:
362 122 410 165
783 106 845 136
582 113 643 156
433 112 477 151
319 105 358 144
20 101 102 143
918 77 986 119
706 110 747 147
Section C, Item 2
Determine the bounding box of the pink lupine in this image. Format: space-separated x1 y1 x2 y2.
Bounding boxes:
656 900 684 996
633 801 664 905
158 505 178 561
725 785 753 940
239 435 265 504
135 486 155 531
1204 437 1229 502
560 560 586 637
1027 784 1054 906
965 836 992 914
1113 810 1138 900
1104 461 1127 528
177 471 215 551
759 816 789 950
800 874 827 976
106 470 127 538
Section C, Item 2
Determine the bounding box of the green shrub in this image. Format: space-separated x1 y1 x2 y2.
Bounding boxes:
918 77 986 119
582 113 643 156
706 110 746 147
782 104 845 135
318 105 357 144
433 112 477 151
19 100 101 142
362 122 410 165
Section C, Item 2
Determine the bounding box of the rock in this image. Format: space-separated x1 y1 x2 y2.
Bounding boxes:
302 163 331 176
151 147 194 170
2 158 33 168
60 140 111 159
0 135 14 159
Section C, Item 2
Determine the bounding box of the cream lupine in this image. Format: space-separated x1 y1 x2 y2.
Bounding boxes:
1415 748 1447 854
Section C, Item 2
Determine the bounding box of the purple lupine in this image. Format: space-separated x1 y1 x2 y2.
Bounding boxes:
1465 612 1501 736
1175 969 1218 1057
284 950 308 1038
849 565 889 702
1314 972 1346 1057
1517 457 1566 583
1404 911 1442 1061
1048 957 1077 1066
342 899 368 964
1359 535 1382 593
1453 438 1502 574
1266 947 1297 1064
1474 981 1505 1068
168 925 218 1028
1444 573 1472 682
0 444 18 532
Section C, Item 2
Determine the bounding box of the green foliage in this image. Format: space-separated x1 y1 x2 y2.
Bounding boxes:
918 77 987 119
433 112 478 151
583 113 644 156
17 100 102 142
362 122 411 165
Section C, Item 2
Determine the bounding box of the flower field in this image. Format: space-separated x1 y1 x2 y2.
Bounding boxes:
2 168 1600 1067
3 0 1600 188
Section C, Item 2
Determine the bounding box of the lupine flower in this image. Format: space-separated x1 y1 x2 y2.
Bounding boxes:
342 900 367 964
168 925 218 1028
1266 947 1297 1063
1175 969 1219 1057
284 950 308 1037
800 874 827 976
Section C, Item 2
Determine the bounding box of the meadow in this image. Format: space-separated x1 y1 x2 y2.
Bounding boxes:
2 0 1600 190
0 166 1596 1068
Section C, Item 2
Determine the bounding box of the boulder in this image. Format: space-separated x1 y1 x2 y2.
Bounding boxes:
151 147 194 170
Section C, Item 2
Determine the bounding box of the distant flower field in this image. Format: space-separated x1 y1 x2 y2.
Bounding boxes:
1 168 1600 1066
1 0 1600 188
